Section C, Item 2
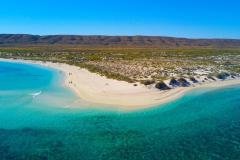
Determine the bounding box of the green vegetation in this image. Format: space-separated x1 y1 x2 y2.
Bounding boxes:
0 45 240 82
140 80 155 85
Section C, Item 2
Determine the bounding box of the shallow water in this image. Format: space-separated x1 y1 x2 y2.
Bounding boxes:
0 61 240 160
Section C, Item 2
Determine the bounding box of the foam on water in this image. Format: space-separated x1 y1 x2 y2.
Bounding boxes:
0 61 240 160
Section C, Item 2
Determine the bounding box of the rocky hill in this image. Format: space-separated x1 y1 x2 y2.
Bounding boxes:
0 34 240 48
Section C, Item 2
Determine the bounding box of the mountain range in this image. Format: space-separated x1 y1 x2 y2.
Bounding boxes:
0 34 240 48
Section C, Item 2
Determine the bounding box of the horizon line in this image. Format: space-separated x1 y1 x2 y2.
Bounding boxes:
0 33 240 40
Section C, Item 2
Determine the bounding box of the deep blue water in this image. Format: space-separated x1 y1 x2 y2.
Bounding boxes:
0 61 240 160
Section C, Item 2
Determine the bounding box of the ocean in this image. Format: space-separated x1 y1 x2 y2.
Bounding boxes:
0 61 240 160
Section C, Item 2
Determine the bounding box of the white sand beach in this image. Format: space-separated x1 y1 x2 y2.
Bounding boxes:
2 58 240 110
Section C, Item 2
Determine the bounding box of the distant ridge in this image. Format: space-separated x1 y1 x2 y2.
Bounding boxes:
0 34 240 48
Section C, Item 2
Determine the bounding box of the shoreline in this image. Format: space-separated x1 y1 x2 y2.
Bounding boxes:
1 58 240 110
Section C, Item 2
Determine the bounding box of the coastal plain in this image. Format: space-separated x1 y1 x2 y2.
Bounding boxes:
1 35 240 109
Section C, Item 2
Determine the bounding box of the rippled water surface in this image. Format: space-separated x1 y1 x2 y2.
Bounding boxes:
0 61 240 160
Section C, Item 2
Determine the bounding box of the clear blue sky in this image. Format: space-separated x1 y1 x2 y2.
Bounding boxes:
0 0 240 38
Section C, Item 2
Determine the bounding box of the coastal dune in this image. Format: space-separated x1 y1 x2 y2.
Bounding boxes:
48 62 188 109
58 64 240 110
2 58 240 110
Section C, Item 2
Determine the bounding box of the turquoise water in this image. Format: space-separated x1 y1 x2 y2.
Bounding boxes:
0 61 240 160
